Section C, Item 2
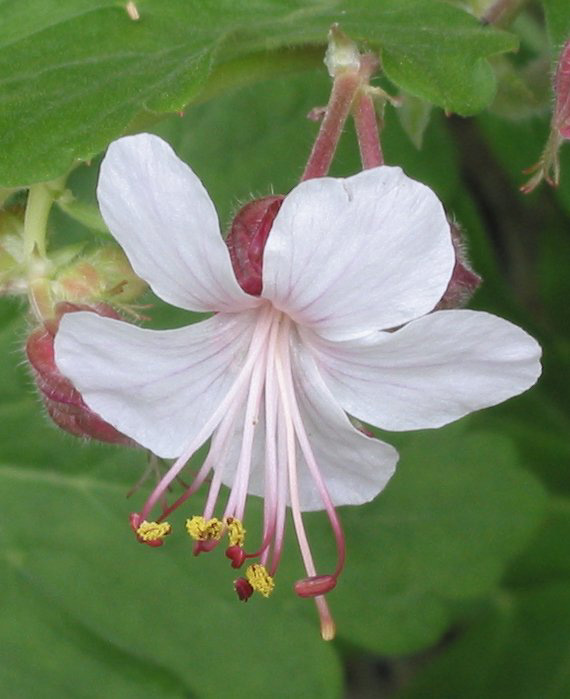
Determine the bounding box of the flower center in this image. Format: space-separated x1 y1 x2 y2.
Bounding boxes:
130 305 344 640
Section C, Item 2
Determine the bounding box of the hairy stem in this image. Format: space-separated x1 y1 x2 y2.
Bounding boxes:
301 71 361 180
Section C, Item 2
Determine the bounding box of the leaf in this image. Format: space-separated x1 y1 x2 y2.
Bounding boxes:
0 0 517 186
507 497 570 586
542 0 570 49
400 584 570 699
396 94 433 149
356 2 517 117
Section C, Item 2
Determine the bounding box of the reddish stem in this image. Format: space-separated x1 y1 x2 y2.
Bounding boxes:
353 90 383 168
301 71 361 181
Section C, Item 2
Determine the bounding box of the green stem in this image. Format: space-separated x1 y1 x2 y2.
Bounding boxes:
23 177 66 260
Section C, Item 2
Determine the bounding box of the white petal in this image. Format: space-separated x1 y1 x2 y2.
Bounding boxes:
222 338 399 511
305 309 542 431
54 310 258 457
97 133 258 313
290 339 399 510
262 167 454 336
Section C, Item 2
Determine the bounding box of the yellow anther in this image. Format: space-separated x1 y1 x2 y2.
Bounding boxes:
185 515 223 541
136 520 171 542
246 564 275 598
225 517 246 547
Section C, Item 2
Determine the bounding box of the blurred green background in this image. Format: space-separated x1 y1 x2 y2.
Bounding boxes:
1 1 570 697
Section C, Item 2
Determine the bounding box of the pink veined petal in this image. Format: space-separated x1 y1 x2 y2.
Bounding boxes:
54 310 259 458
97 133 259 313
304 309 542 431
226 336 399 511
261 166 454 337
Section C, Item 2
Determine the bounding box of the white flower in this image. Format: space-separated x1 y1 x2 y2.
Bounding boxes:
54 133 541 638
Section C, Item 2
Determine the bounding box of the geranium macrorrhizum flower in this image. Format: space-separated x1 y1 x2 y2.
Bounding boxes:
55 134 541 638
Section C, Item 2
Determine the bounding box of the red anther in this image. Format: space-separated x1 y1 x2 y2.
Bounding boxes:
225 545 246 569
294 574 337 598
129 513 164 547
226 195 284 295
193 540 218 556
234 578 254 602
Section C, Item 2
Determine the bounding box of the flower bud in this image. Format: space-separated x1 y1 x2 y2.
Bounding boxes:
26 302 134 445
435 221 481 310
226 195 284 295
53 244 147 305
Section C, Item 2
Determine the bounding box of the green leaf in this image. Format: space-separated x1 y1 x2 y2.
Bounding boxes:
0 0 517 186
400 584 570 699
396 94 433 150
362 3 517 117
507 497 570 586
542 0 570 49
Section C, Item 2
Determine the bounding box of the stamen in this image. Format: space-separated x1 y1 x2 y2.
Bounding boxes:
135 519 171 544
193 540 219 556
225 545 246 568
225 517 246 546
316 598 336 641
259 316 280 567
269 410 288 575
274 316 338 639
234 577 254 602
294 574 337 598
223 341 268 522
158 395 243 521
246 564 275 597
280 322 346 582
186 515 223 541
140 304 274 521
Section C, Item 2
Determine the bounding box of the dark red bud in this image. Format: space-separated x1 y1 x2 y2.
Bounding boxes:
26 303 133 446
294 574 337 598
435 221 481 310
226 195 284 295
234 577 254 602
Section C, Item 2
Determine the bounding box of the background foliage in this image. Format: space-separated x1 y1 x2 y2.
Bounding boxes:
1 0 569 696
